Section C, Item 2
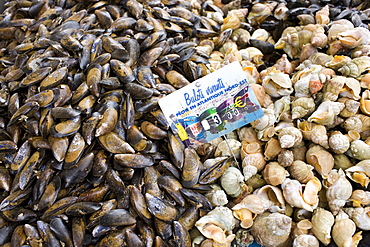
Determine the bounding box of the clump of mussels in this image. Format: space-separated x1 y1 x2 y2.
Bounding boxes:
1 0 370 246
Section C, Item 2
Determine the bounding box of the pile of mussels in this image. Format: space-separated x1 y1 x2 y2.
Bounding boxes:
1 0 370 246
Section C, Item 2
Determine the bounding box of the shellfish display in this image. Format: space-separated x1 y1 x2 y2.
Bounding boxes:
0 0 370 246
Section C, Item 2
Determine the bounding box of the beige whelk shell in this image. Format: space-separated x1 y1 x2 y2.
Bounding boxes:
339 77 361 100
262 162 288 186
326 169 353 215
332 216 362 247
315 5 330 25
239 47 264 66
291 97 315 120
306 145 334 178
339 56 370 78
343 116 363 133
262 68 293 97
205 185 228 207
311 208 335 245
281 178 317 212
297 121 329 148
220 167 246 198
274 54 295 74
288 160 315 184
250 83 273 108
293 234 320 247
337 97 360 118
251 28 270 41
349 140 370 160
264 137 282 161
360 90 370 115
327 19 354 42
338 26 370 49
274 96 291 122
241 142 266 182
322 76 345 101
346 159 370 187
237 126 262 144
195 206 237 246
328 131 350 154
350 189 370 207
343 207 370 230
308 101 345 125
254 185 285 213
251 212 292 247
214 139 241 159
277 149 294 167
326 55 352 70
277 126 302 149
232 194 265 228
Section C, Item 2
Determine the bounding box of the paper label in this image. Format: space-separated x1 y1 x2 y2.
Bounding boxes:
159 62 264 146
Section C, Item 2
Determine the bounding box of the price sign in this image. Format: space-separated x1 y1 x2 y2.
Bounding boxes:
159 62 264 146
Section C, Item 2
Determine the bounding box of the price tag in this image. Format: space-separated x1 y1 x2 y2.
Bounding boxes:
159 62 264 146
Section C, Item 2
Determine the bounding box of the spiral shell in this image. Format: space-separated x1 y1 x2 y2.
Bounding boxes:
349 140 370 160
220 167 246 198
337 97 360 118
250 83 273 108
215 139 241 159
338 26 370 49
306 145 334 178
311 207 335 245
277 150 294 167
338 56 370 78
293 234 320 247
328 131 350 154
297 121 329 149
308 101 345 125
262 68 293 97
360 90 370 115
251 212 292 247
264 138 282 161
205 185 228 207
277 127 303 149
291 97 315 119
232 194 265 228
326 169 353 215
195 206 237 246
281 178 316 212
262 162 288 186
254 185 285 213
345 160 370 187
350 189 370 207
343 207 370 230
332 218 362 247
288 160 315 184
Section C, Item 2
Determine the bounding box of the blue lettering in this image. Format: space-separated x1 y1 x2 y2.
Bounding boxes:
184 89 204 105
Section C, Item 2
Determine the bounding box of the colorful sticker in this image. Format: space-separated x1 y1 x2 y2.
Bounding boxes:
159 62 264 146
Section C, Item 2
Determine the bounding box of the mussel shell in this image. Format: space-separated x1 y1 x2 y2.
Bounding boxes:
99 209 136 227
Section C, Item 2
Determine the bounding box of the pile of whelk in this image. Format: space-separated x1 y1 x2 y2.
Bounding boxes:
0 0 370 246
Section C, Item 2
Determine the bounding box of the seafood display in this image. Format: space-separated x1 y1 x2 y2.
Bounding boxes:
1 0 370 247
